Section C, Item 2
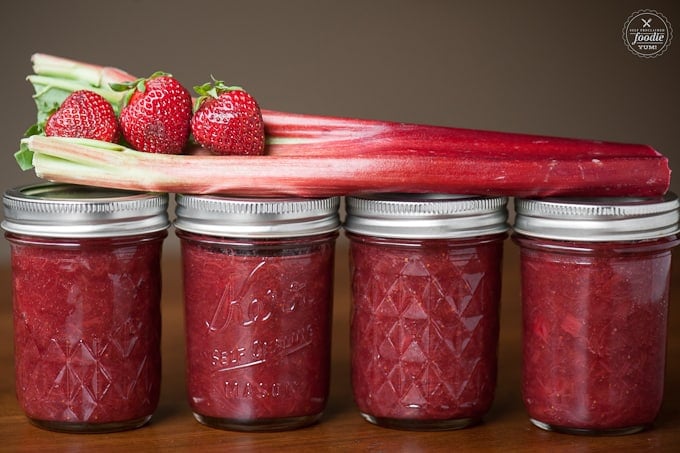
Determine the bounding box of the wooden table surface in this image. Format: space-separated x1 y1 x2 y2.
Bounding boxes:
1 239 679 452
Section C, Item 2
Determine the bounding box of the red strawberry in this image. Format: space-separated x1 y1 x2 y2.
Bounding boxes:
118 72 192 154
191 81 265 155
44 90 119 142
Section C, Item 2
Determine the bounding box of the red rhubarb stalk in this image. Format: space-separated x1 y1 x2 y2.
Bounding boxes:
262 109 664 159
23 135 670 198
20 53 671 197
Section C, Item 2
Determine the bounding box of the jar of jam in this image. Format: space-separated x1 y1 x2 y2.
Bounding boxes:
2 183 169 433
513 194 680 435
344 194 509 430
174 194 340 431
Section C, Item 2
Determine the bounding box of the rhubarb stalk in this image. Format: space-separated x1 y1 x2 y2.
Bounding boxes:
262 109 665 160
18 53 671 198
22 135 669 197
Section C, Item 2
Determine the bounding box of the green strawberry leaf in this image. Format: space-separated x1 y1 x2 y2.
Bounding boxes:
110 71 172 110
192 77 244 112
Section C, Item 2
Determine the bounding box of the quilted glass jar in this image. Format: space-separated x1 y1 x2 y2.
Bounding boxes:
3 183 168 433
345 194 508 430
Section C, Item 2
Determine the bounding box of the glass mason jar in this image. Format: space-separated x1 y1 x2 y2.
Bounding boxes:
513 194 680 435
2 183 169 433
174 194 340 432
344 194 509 430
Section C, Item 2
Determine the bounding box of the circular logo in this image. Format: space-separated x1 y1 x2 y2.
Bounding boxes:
622 9 673 58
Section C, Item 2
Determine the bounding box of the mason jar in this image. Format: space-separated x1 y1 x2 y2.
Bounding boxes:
344 194 509 430
513 194 680 435
174 194 340 431
2 183 169 433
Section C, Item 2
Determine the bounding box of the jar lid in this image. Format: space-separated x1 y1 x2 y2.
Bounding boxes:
2 183 169 238
344 193 509 239
174 194 341 238
514 193 680 241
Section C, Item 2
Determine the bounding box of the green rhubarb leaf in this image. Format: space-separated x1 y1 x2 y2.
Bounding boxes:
23 123 43 138
30 82 70 126
14 141 35 171
27 74 126 117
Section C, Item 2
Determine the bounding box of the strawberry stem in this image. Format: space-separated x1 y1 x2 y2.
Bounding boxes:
192 78 244 112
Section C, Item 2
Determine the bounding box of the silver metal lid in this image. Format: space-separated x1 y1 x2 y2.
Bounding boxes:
2 183 169 238
514 193 680 241
344 193 509 239
174 194 341 238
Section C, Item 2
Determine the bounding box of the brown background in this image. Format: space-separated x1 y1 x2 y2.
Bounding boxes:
1 0 679 261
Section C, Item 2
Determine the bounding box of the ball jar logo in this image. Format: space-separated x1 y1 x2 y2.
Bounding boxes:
623 9 673 58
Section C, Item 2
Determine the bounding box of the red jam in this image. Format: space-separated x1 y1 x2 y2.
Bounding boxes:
514 235 679 434
177 231 337 431
7 232 165 432
347 233 506 429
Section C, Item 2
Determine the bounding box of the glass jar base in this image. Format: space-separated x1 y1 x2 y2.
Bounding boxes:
360 412 481 431
193 412 322 432
28 415 152 433
530 418 650 436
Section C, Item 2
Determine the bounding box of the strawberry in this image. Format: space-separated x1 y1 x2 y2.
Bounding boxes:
117 72 192 154
44 90 119 142
191 80 265 155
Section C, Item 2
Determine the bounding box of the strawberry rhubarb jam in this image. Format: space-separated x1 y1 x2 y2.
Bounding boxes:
513 194 680 435
2 183 169 433
344 194 508 430
174 195 340 431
